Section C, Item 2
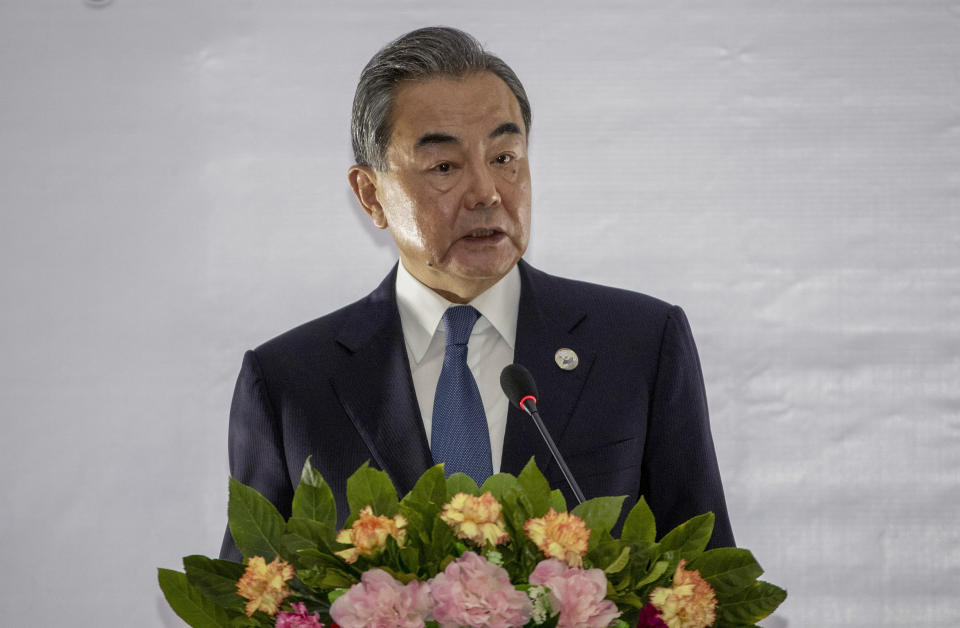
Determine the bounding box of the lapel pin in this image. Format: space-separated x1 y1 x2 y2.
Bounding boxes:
554 348 579 371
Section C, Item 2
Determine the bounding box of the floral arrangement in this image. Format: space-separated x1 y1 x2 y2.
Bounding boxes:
159 459 785 627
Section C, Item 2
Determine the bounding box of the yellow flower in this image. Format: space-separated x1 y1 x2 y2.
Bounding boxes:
235 555 294 616
523 508 590 567
334 505 407 563
649 559 717 628
440 492 509 547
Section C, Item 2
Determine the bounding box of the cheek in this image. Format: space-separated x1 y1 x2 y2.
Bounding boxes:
419 203 462 252
503 163 531 201
383 194 423 243
504 179 532 221
514 183 533 244
386 189 457 253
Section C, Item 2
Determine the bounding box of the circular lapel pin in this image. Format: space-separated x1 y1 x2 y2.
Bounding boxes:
554 348 579 371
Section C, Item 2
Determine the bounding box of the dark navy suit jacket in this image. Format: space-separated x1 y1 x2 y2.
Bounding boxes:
220 260 734 560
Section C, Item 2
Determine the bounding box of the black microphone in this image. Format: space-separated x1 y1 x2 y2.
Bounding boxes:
500 364 586 505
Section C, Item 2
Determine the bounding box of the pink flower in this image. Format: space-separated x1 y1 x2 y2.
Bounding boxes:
528 559 621 628
276 602 324 628
429 551 532 628
329 569 432 628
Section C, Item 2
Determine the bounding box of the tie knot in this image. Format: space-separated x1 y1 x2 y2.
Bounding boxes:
442 305 480 347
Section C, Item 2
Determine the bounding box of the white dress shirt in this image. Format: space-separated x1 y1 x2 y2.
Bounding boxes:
395 261 520 474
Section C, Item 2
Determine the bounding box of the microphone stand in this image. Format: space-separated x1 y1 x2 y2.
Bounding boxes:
521 399 586 505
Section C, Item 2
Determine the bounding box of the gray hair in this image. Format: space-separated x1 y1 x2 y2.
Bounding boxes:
351 26 532 170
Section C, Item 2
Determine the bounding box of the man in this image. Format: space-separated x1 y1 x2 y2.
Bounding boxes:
220 26 733 561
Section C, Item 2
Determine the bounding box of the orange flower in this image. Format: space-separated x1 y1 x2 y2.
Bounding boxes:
523 508 590 567
649 559 717 628
235 555 295 616
335 506 407 563
441 492 509 547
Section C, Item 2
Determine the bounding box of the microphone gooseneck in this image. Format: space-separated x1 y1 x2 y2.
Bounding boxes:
499 364 586 504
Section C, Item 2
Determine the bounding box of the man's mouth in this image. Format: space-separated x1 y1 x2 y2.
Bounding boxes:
462 229 502 240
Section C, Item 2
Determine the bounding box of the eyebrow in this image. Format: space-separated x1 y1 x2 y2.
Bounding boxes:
415 132 460 149
489 122 522 138
413 122 523 150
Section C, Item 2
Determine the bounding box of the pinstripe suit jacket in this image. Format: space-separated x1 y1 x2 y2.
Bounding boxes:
220 260 733 560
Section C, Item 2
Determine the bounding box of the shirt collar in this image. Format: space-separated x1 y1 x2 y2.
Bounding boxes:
395 261 521 364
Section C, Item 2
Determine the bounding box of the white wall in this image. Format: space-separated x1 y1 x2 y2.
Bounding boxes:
1 1 957 626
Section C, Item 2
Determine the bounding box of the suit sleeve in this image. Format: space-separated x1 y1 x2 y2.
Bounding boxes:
640 305 735 549
219 349 295 561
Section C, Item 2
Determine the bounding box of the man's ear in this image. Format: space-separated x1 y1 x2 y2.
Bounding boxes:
348 165 388 229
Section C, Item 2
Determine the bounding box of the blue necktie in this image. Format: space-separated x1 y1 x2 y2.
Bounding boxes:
431 305 494 486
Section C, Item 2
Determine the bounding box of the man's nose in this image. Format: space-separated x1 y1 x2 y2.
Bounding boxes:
463 161 501 209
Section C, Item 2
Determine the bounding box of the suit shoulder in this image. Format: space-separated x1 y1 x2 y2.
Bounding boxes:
526 264 678 323
255 301 348 350
248 293 390 377
250 267 398 362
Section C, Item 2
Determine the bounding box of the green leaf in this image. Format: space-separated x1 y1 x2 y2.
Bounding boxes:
399 546 420 574
317 568 359 589
296 562 358 590
549 489 567 513
517 458 551 516
403 464 448 507
291 458 337 528
717 580 787 624
422 515 457 566
277 533 314 559
586 538 624 572
602 545 631 574
635 559 671 588
346 462 399 522
497 487 531 540
227 477 286 561
621 497 656 545
402 465 456 563
182 556 246 612
657 512 714 557
687 548 764 596
481 473 521 502
286 516 337 550
295 547 353 573
571 495 626 542
446 472 480 496
158 568 232 628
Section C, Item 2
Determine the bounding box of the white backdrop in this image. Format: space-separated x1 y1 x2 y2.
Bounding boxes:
1 1 958 626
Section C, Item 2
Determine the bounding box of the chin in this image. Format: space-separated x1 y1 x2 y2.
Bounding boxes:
455 249 513 269
451 262 516 282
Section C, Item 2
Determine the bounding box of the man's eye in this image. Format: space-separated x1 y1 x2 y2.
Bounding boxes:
495 154 513 165
432 162 451 173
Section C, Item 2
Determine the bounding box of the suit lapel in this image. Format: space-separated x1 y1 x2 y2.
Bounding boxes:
329 266 434 496
501 260 596 477
329 261 595 491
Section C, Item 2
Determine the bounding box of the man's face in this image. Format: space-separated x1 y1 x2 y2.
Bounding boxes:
351 72 531 303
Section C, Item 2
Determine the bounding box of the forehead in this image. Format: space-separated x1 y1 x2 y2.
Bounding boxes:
388 72 525 146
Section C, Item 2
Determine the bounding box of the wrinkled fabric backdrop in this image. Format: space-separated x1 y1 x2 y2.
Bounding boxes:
1 1 957 626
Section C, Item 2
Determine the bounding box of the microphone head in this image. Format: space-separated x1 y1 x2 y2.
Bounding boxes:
500 363 539 410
